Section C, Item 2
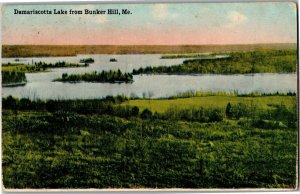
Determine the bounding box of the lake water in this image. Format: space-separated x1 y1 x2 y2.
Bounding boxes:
2 54 297 99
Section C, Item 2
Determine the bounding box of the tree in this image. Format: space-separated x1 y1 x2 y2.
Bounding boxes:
226 102 232 118
62 73 68 80
19 98 32 110
131 106 139 116
3 95 17 110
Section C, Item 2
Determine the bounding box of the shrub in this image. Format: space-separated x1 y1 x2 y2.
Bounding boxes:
141 109 153 119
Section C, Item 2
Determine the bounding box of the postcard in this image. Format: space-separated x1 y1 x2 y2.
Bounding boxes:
1 1 298 191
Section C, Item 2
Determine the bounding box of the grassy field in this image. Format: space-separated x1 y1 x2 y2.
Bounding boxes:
2 43 296 57
122 95 296 113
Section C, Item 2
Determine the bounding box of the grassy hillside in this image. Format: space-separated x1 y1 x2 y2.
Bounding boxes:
2 94 297 188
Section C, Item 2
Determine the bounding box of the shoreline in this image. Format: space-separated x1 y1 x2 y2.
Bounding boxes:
2 82 26 87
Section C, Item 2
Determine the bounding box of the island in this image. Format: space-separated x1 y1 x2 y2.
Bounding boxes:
53 69 133 83
79 58 95 64
110 58 118 62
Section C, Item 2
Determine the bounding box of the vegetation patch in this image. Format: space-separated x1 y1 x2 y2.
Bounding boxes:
32 61 89 69
2 63 46 73
53 70 133 83
2 71 26 84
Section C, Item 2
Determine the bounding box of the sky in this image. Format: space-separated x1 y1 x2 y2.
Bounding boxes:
1 2 298 45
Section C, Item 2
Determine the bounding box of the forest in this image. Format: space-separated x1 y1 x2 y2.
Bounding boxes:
132 49 297 74
2 93 297 188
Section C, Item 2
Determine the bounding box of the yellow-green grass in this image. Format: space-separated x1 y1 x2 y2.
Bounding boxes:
2 64 27 71
1 64 44 73
122 96 296 113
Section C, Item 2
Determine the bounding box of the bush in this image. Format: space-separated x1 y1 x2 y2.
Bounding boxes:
141 109 152 119
131 106 139 116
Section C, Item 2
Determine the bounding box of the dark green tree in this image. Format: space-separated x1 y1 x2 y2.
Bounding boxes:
226 102 232 118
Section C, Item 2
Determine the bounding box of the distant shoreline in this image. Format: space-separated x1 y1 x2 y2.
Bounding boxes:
2 43 297 58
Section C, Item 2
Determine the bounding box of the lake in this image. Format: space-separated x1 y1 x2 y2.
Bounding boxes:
2 54 297 99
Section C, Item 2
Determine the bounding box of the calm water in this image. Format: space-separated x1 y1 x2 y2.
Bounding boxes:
2 54 297 99
2 54 187 73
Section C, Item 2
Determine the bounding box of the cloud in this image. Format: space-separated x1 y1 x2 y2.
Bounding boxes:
227 11 247 25
152 4 168 19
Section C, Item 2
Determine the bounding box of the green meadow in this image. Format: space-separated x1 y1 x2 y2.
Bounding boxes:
122 95 296 113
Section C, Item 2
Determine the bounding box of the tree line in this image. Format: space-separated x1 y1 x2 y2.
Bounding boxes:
2 95 296 127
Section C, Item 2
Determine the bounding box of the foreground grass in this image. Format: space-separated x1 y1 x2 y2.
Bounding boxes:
2 109 297 189
122 95 296 113
2 94 297 189
2 43 296 57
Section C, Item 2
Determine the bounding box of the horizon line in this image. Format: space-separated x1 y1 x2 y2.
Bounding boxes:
2 42 297 46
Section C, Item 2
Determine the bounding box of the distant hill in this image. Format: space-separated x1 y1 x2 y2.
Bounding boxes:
2 43 297 58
